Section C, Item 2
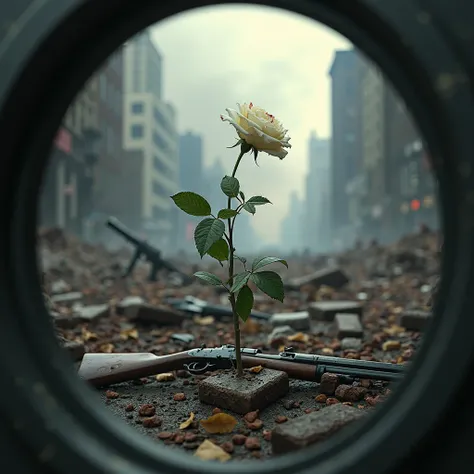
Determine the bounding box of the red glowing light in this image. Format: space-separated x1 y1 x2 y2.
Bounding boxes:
410 199 421 211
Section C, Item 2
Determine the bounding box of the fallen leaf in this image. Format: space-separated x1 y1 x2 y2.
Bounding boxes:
81 328 98 341
120 328 139 340
194 440 231 462
98 343 115 353
193 316 215 326
179 412 195 430
200 413 238 434
383 325 405 336
287 332 309 343
241 319 261 334
156 372 175 382
248 365 263 374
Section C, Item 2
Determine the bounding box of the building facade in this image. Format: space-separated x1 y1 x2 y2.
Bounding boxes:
302 131 331 253
328 49 363 250
123 31 179 250
357 57 438 243
40 79 101 237
177 131 204 252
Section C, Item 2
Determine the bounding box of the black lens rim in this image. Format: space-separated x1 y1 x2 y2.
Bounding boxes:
0 0 473 473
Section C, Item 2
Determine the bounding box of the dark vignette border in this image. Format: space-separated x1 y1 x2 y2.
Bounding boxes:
0 0 473 473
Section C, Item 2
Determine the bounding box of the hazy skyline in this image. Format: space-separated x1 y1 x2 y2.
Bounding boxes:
151 5 351 244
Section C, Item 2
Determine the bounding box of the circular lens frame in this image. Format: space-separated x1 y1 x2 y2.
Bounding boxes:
0 1 472 473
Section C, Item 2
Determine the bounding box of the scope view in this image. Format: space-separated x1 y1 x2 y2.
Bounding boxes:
38 5 439 462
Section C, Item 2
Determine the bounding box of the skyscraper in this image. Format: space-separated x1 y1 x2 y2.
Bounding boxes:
328 49 362 249
123 30 179 250
302 131 331 253
177 131 204 252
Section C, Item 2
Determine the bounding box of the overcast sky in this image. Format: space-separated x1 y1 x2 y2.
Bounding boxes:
151 5 350 245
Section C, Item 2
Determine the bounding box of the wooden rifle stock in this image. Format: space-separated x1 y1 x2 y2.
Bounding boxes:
78 351 192 387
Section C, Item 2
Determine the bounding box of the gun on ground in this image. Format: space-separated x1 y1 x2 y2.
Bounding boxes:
165 295 271 321
78 344 405 388
107 216 192 284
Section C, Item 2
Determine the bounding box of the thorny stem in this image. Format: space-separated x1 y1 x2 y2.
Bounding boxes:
227 148 247 377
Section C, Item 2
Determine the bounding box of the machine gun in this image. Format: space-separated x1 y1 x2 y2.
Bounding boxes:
78 344 406 388
106 216 192 283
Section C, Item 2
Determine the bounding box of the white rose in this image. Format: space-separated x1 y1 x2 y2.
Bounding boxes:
220 102 291 159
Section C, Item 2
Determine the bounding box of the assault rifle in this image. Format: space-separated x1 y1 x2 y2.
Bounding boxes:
78 344 405 388
107 216 192 283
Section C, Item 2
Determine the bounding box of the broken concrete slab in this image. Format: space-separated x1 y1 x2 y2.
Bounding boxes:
270 311 310 331
116 296 146 318
51 311 82 329
76 304 110 322
59 338 86 362
309 301 363 322
50 292 83 306
133 304 186 326
331 314 364 339
198 369 289 415
285 267 349 291
398 310 431 331
271 404 365 454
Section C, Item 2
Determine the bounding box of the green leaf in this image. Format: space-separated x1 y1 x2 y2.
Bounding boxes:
207 238 229 262
217 208 238 219
194 271 222 286
227 139 242 149
243 202 256 215
235 285 254 322
251 256 288 272
194 218 226 257
230 271 251 293
170 192 211 216
239 191 245 202
247 196 272 206
250 271 285 302
221 176 240 198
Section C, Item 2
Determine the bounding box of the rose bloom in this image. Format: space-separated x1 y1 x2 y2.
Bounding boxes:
220 102 291 159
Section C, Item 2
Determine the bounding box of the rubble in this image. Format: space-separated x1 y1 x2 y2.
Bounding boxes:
37 225 440 460
271 404 366 454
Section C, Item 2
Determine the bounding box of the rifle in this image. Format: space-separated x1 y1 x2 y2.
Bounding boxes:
165 296 271 321
106 216 192 283
77 344 405 388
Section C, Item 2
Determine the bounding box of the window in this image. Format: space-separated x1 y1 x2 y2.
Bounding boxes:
131 102 144 114
152 206 161 219
131 124 144 138
152 180 166 197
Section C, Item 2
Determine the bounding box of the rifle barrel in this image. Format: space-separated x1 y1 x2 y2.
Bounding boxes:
106 217 141 247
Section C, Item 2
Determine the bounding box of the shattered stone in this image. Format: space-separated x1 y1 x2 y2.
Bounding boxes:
398 310 431 331
309 301 363 322
267 325 295 346
50 292 83 306
285 267 349 291
131 304 186 326
50 279 71 294
116 296 146 318
170 333 195 344
332 314 364 339
319 373 340 395
51 312 83 329
198 369 289 415
270 311 310 331
341 338 363 351
76 304 110 322
271 404 365 454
